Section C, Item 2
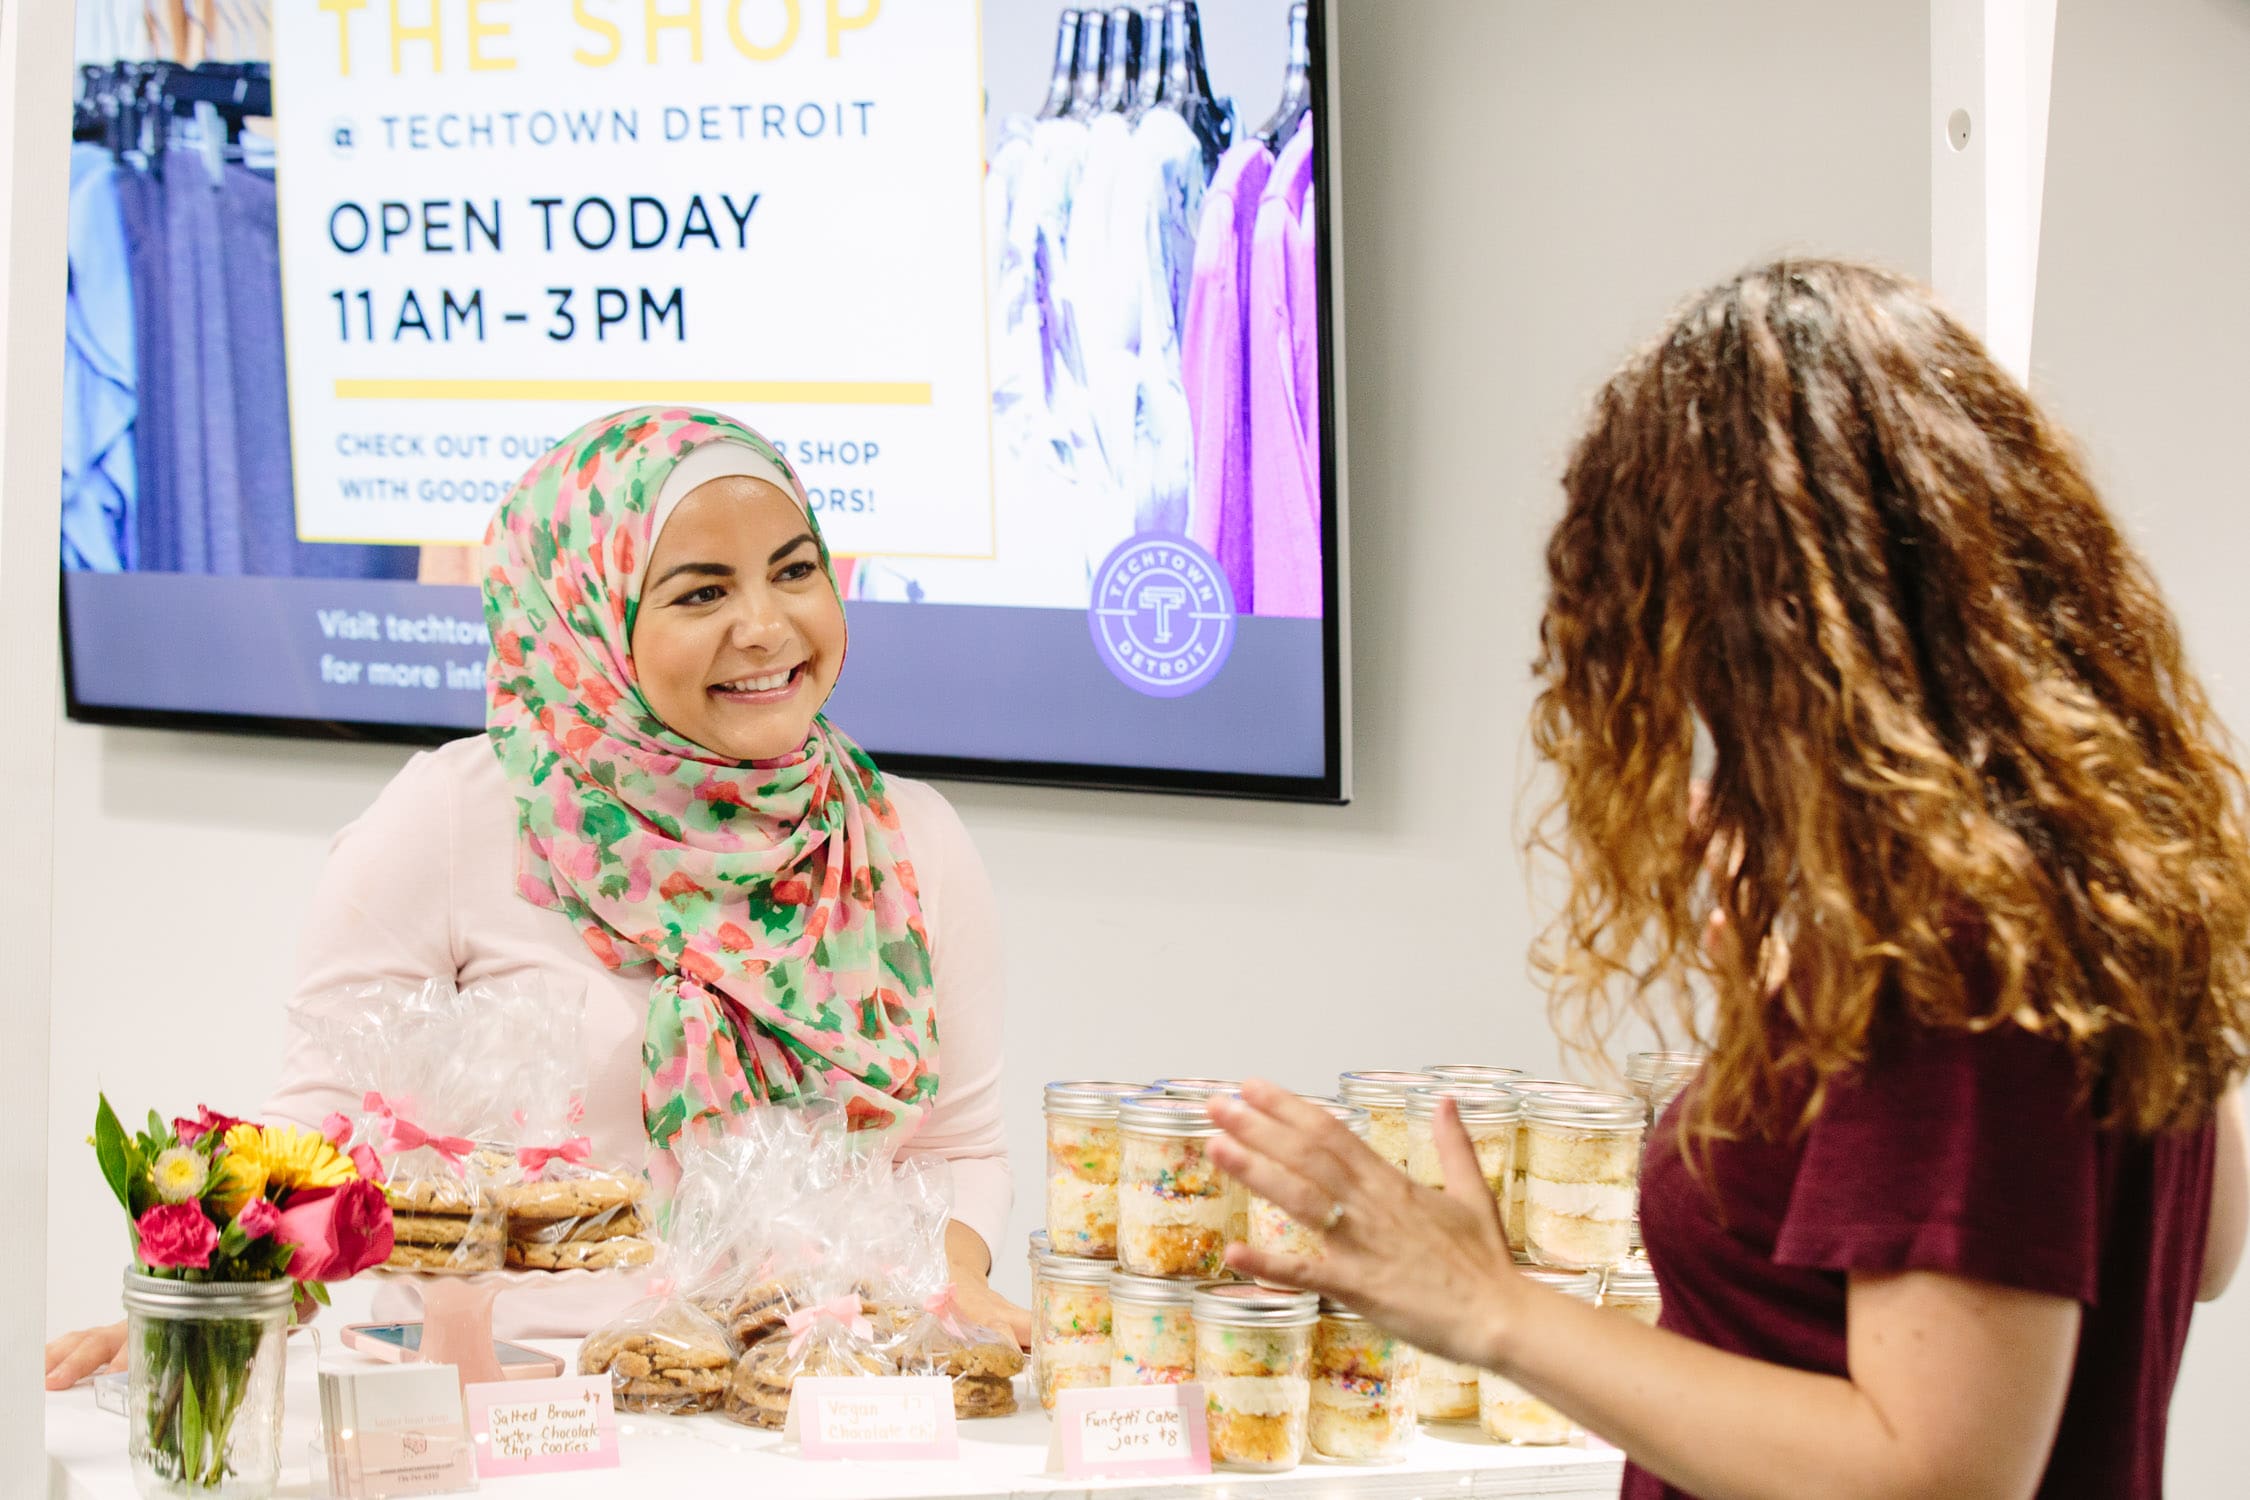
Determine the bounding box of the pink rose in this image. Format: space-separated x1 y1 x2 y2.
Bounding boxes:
136 1202 219 1270
348 1144 384 1183
235 1197 282 1241
274 1178 393 1282
172 1105 245 1147
320 1112 354 1147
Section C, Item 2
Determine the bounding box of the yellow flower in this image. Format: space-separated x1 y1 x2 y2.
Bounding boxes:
221 1123 358 1196
208 1153 268 1218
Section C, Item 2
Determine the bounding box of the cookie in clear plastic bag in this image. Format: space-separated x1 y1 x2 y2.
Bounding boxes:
722 1299 896 1430
578 1300 737 1414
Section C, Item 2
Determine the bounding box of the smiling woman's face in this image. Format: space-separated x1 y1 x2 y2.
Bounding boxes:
628 476 844 762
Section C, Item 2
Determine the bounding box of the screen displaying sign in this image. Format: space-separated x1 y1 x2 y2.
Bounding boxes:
59 0 1346 800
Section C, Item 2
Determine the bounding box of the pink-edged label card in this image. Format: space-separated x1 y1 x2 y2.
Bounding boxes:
783 1376 960 1460
464 1376 621 1478
1045 1382 1212 1479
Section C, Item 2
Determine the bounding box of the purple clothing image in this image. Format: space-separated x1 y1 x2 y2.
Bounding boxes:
1245 122 1322 618
1182 139 1274 610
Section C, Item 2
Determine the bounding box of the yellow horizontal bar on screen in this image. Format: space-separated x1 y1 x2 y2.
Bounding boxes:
332 379 932 406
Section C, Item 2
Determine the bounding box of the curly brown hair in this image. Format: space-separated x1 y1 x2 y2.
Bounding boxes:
1532 258 2250 1140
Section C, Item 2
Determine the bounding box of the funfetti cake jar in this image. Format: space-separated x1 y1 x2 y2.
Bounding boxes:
1309 1300 1417 1464
1403 1083 1521 1203
1523 1091 1645 1270
1028 1232 1114 1410
1107 1271 1198 1386
1043 1081 1146 1260
1193 1282 1318 1472
1248 1097 1370 1281
1479 1269 1599 1443
1335 1071 1435 1172
1116 1094 1237 1280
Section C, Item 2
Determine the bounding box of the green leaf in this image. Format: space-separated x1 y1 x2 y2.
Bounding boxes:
306 1280 332 1307
147 1109 169 1145
181 1367 205 1480
93 1095 133 1215
215 1219 249 1261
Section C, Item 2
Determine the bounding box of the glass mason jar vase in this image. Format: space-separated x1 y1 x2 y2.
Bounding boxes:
1335 1070 1435 1172
122 1271 294 1499
1044 1080 1147 1259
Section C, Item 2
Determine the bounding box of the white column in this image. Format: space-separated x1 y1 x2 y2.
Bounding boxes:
1929 0 2058 380
0 0 68 1482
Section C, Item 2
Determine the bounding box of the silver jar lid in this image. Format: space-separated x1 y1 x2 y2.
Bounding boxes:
1404 1082 1522 1125
1033 1241 1121 1288
1153 1077 1244 1101
1603 1258 1661 1301
1421 1064 1525 1085
1524 1090 1645 1128
1336 1070 1434 1108
1519 1267 1602 1301
121 1271 294 1316
1299 1095 1373 1137
1045 1080 1149 1120
1118 1092 1220 1137
1315 1296 1373 1322
1624 1052 1704 1085
1109 1270 1199 1307
1191 1280 1318 1327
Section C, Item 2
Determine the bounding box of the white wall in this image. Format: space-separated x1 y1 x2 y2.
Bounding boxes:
41 0 2242 1493
2030 1 2250 1492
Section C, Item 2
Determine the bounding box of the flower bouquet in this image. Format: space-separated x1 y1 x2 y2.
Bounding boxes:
93 1096 395 1497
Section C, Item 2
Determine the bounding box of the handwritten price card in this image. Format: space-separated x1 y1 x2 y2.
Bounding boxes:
1046 1383 1212 1479
464 1376 621 1478
785 1376 960 1461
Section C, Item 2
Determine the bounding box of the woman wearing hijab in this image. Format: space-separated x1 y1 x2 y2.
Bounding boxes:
1205 262 2249 1499
45 408 1021 1383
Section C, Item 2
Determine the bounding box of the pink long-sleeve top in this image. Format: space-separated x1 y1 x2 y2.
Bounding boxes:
265 734 1012 1337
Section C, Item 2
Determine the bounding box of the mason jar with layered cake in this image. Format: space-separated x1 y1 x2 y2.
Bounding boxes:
1523 1091 1645 1270
1421 1063 1525 1088
1117 1094 1239 1279
1404 1083 1520 1201
1601 1257 1662 1325
1309 1300 1418 1463
1193 1282 1318 1472
1029 1232 1114 1410
1503 1081 1612 1246
1108 1271 1198 1386
1335 1070 1435 1171
1043 1080 1146 1259
1480 1269 1600 1443
1249 1097 1371 1276
1153 1077 1245 1101
1624 1052 1703 1125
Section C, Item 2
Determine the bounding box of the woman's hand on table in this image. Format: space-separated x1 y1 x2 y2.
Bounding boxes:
1208 1080 1527 1371
45 1321 127 1390
945 1218 1034 1349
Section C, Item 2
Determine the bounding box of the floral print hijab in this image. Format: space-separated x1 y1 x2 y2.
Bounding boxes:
482 407 939 1164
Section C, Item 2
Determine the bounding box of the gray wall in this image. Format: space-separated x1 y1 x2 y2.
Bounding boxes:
2033 2 2250 1492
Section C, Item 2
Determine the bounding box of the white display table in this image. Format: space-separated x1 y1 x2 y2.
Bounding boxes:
47 1336 1625 1500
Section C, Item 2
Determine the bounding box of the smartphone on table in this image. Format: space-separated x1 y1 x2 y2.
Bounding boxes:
340 1323 565 1380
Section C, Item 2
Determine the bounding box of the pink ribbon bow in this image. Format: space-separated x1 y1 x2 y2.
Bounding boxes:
923 1284 968 1340
784 1296 873 1358
516 1137 593 1177
362 1091 473 1167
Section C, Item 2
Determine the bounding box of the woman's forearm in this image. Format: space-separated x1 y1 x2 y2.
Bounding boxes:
944 1218 993 1281
1491 1292 1911 1500
1489 1280 2070 1500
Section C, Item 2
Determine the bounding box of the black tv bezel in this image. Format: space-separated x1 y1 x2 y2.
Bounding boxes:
60 0 1349 806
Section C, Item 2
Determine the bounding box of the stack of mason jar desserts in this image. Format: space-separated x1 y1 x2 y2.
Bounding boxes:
1032 1058 1698 1470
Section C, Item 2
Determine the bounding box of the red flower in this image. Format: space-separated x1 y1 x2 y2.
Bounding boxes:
496 633 526 668
581 927 623 969
348 1144 384 1182
772 877 812 906
844 1096 893 1132
660 871 707 905
611 528 637 577
235 1197 282 1242
806 908 830 940
563 723 602 755
173 1105 245 1147
136 1203 219 1270
680 947 725 986
581 675 622 717
551 648 582 689
715 922 756 952
275 1178 394 1282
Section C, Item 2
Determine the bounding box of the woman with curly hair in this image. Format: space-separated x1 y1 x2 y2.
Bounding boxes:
1210 260 2249 1499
